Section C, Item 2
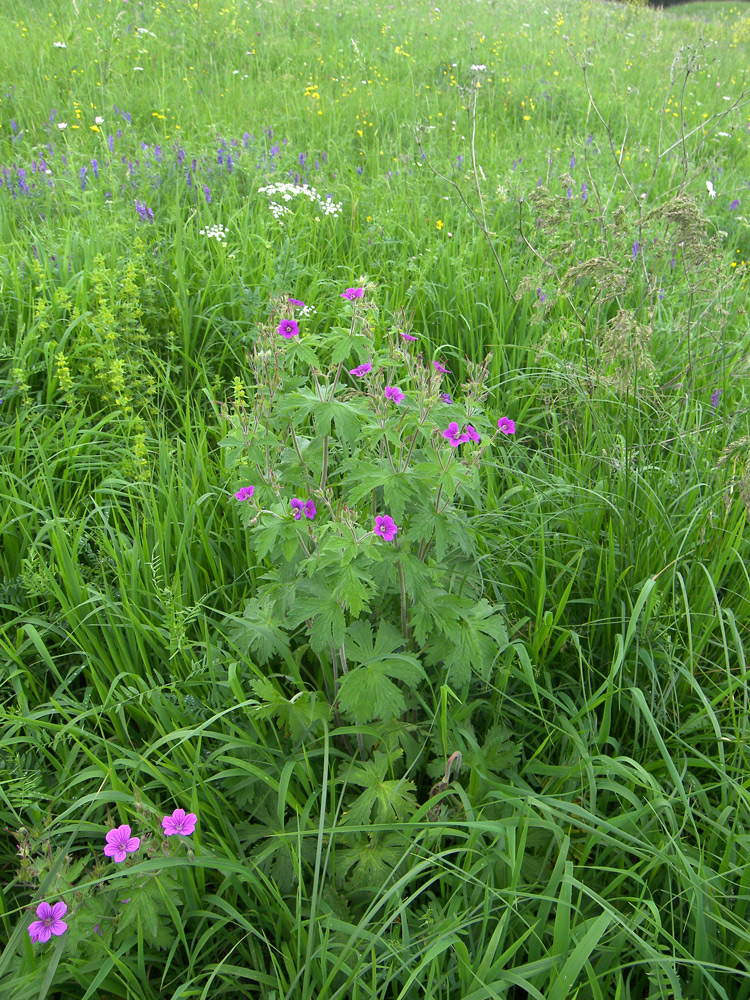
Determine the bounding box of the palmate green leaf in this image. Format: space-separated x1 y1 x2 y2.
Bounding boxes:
288 583 346 653
228 596 292 665
249 677 330 741
253 514 300 562
329 330 372 364
406 507 477 561
342 750 417 825
335 832 407 890
343 460 395 502
330 397 366 451
332 564 372 617
409 586 463 648
337 663 407 723
115 873 181 952
423 598 509 686
344 462 421 524
337 621 425 723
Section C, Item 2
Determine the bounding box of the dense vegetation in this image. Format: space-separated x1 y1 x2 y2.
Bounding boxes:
1 0 749 997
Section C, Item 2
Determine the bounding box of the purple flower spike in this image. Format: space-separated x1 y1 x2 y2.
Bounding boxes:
349 362 372 377
341 287 364 300
440 393 452 404
278 319 299 339
710 388 722 409
28 902 68 943
384 386 405 404
497 417 516 435
103 824 140 863
466 424 481 443
374 514 398 541
443 421 470 447
235 486 255 501
432 360 451 374
729 199 740 211
162 808 197 837
134 199 154 222
291 498 316 520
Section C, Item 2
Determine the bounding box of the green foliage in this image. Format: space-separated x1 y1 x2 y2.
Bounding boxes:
0 0 749 997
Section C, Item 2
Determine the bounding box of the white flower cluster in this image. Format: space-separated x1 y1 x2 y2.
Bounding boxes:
291 302 317 318
269 202 291 220
258 182 343 219
199 223 228 246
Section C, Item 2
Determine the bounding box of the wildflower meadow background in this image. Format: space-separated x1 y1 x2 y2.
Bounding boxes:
1 0 750 996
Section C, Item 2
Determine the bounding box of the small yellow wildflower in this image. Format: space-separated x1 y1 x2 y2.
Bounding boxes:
436 220 443 230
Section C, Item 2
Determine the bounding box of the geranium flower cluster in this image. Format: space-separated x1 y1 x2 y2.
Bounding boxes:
231 286 518 554
442 421 481 447
28 808 197 944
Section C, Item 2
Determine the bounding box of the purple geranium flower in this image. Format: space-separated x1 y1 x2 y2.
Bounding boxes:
374 514 398 541
162 808 197 837
291 498 316 520
432 360 451 374
384 386 405 404
341 287 364 300
28 902 68 943
443 421 470 447
466 424 481 443
103 824 140 863
287 297 305 308
497 417 516 435
400 332 418 342
440 393 452 404
235 486 255 501
349 362 372 377
278 318 299 339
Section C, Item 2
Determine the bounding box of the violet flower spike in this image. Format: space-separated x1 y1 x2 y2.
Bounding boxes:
162 808 197 837
374 514 398 541
28 902 68 943
103 824 140 863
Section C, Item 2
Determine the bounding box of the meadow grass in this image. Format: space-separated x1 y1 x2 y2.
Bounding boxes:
1 0 750 997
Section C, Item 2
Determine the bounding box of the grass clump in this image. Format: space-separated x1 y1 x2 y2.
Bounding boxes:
1 1 749 998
